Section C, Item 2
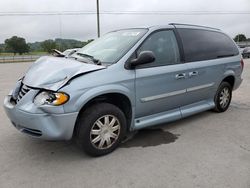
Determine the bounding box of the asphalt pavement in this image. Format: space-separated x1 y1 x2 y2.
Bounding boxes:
0 59 250 188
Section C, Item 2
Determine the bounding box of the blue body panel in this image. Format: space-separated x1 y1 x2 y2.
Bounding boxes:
3 25 243 140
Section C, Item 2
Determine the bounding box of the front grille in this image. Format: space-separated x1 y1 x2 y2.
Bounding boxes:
16 84 30 102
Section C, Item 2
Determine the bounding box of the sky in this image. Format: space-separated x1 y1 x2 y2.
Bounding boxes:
0 0 249 43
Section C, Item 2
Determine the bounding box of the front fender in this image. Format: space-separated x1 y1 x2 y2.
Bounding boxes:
74 84 135 112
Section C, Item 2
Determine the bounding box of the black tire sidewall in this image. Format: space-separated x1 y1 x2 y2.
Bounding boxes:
75 103 127 156
214 82 232 112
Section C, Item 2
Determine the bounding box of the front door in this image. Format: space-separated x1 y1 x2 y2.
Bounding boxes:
134 30 189 119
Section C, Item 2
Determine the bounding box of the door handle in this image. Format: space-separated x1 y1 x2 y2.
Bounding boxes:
189 71 198 77
175 73 186 79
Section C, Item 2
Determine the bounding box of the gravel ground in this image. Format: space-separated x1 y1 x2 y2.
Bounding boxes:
0 59 250 188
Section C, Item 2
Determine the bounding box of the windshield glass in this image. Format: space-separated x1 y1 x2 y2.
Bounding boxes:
72 29 148 64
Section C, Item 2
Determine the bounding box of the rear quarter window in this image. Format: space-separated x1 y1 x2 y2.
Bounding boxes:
177 29 239 62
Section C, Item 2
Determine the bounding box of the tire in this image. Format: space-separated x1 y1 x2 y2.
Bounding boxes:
75 103 127 156
213 82 232 113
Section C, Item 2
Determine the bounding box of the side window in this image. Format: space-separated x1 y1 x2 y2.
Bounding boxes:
178 29 239 62
137 30 180 68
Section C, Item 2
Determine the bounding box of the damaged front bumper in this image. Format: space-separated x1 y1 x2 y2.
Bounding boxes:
3 94 78 140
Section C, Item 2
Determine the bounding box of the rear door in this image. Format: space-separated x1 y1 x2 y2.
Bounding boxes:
176 28 239 115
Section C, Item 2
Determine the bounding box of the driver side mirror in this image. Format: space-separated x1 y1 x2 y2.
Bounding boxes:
126 51 155 69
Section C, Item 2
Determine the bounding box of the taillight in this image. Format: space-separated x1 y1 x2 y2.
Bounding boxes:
240 58 244 71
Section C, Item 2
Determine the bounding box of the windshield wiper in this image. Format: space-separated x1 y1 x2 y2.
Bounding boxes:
76 53 101 65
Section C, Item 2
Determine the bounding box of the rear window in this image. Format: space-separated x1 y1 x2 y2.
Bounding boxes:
177 29 239 62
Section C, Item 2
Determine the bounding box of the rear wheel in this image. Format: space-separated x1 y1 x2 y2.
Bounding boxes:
75 103 126 156
213 82 232 113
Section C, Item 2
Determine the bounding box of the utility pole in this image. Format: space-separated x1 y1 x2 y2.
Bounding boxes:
96 0 100 37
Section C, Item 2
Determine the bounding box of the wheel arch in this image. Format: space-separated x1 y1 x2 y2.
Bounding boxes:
73 85 135 135
221 74 235 88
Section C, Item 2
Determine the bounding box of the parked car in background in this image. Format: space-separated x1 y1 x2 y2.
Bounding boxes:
4 23 243 156
238 46 245 55
242 47 250 58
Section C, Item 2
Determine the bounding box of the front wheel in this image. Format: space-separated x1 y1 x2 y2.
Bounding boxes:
75 103 127 156
213 82 232 113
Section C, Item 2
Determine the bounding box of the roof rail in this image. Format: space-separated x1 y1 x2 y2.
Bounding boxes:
169 23 220 30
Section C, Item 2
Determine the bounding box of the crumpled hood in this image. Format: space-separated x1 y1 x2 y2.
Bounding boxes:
23 56 106 90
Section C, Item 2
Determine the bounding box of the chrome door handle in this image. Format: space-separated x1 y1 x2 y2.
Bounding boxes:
175 73 186 79
189 71 198 77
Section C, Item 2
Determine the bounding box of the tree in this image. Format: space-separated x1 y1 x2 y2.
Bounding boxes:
41 40 57 53
234 34 247 42
5 36 30 55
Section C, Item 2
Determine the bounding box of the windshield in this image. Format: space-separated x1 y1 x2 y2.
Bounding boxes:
72 29 148 64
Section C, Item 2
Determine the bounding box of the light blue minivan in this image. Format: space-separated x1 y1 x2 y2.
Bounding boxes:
4 23 244 156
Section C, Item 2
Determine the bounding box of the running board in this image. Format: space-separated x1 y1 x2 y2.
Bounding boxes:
133 100 215 130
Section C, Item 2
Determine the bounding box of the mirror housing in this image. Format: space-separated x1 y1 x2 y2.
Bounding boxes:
126 51 155 69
